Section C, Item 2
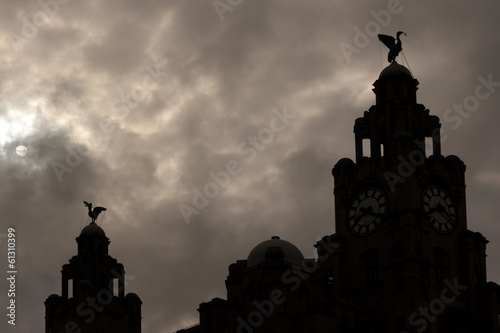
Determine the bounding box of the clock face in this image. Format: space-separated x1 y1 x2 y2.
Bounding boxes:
347 188 388 236
421 186 457 234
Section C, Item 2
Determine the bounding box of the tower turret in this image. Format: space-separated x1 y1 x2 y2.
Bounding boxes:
45 218 141 333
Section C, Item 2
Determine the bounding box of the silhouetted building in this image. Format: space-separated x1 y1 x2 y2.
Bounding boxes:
45 222 142 333
176 63 500 332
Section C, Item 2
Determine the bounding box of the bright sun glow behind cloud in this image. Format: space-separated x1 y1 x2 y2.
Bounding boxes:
0 108 38 147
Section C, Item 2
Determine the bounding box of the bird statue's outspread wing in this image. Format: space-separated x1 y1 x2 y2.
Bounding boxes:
91 206 107 222
377 34 396 48
93 207 107 215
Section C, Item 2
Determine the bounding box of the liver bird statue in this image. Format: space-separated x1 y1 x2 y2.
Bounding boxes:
83 201 107 223
378 31 407 63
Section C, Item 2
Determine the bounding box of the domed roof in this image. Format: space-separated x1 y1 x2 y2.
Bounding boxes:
45 294 62 302
379 62 412 78
445 155 462 162
334 158 355 169
80 222 106 237
126 292 142 303
247 236 304 268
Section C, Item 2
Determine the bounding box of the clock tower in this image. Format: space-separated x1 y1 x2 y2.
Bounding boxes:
321 62 500 332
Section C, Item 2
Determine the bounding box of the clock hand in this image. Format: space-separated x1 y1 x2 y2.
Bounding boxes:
355 212 371 223
428 203 451 218
437 210 451 220
354 214 366 223
359 206 374 214
355 206 379 223
427 205 444 215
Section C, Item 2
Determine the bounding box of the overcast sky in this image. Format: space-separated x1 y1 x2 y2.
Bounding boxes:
1 1 500 332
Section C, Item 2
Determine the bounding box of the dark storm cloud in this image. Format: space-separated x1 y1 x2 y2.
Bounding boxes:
1 1 500 332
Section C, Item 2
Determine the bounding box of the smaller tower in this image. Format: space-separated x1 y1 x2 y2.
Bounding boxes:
45 221 141 333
